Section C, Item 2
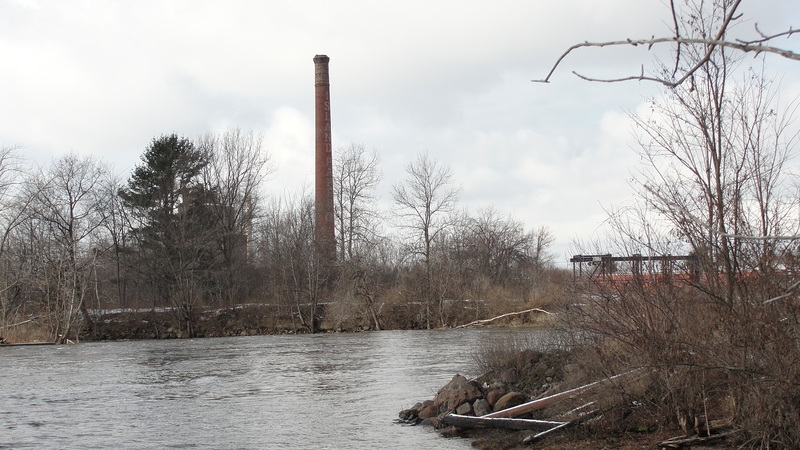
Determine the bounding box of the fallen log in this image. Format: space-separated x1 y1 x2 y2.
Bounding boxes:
483 369 641 419
456 308 552 328
441 414 565 431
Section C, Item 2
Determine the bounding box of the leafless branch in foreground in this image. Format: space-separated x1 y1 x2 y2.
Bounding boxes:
535 0 798 87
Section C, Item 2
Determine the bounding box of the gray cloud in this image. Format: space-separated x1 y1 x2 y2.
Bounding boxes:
1 0 797 262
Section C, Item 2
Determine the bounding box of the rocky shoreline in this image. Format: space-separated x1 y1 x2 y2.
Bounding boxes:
399 373 530 427
398 348 581 448
398 347 705 450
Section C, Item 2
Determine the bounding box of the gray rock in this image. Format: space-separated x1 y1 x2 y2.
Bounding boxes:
439 374 471 391
433 374 483 413
455 402 472 415
473 399 491 417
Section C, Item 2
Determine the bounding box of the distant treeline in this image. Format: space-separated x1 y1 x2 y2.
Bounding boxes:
0 132 558 343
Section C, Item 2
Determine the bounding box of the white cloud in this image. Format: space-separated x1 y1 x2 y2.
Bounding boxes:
264 106 314 191
0 0 797 263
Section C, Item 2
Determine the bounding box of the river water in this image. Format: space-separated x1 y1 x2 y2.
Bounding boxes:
2 328 548 449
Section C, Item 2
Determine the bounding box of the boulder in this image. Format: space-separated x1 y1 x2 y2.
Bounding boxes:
398 408 418 422
455 403 472 415
486 389 506 407
438 374 473 391
493 392 527 412
399 400 434 423
433 374 483 413
473 399 491 417
418 404 438 419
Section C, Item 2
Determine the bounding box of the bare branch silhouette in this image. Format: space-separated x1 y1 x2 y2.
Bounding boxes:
535 0 798 87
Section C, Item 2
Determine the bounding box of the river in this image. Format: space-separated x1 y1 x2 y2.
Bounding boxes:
2 328 548 449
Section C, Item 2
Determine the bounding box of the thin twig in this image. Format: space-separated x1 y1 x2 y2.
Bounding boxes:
745 25 798 44
670 0 682 78
534 0 799 86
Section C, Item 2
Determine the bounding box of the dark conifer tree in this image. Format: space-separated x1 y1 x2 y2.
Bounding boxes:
119 134 212 337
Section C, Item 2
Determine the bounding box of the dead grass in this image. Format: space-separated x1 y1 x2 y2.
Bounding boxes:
561 274 800 448
2 320 51 343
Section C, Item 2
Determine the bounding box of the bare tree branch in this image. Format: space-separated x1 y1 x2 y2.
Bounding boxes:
536 37 799 86
747 24 799 44
670 0 682 78
535 0 799 87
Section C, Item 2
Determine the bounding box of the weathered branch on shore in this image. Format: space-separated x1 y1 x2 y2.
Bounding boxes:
441 414 564 431
455 308 551 329
484 370 640 419
442 410 598 444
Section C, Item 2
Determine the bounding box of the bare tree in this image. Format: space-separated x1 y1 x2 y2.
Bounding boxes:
630 61 799 306
199 128 273 306
537 0 798 87
331 143 385 330
392 152 460 329
27 154 111 343
468 208 552 288
258 190 327 333
0 146 32 337
333 143 382 262
565 1 800 444
97 171 134 308
435 209 555 324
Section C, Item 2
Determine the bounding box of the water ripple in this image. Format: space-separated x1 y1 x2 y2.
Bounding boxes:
2 329 547 448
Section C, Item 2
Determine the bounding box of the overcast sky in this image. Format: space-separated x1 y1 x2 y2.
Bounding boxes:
1 0 798 265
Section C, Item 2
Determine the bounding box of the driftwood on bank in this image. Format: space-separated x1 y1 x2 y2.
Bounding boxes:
456 308 552 328
483 370 639 419
439 371 637 439
441 415 565 431
443 410 600 444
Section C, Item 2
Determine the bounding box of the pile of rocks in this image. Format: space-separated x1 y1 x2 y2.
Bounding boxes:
399 373 530 428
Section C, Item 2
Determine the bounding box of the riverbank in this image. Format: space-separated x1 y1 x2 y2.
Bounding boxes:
2 302 554 343
0 303 551 343
87 305 551 340
400 343 731 449
86 305 306 340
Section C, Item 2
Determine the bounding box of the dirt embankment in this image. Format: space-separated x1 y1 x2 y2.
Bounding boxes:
85 305 310 340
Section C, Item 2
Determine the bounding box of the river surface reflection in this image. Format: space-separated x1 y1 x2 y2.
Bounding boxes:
2 328 549 449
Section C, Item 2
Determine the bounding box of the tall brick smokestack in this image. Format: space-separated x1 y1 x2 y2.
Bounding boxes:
314 55 336 262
